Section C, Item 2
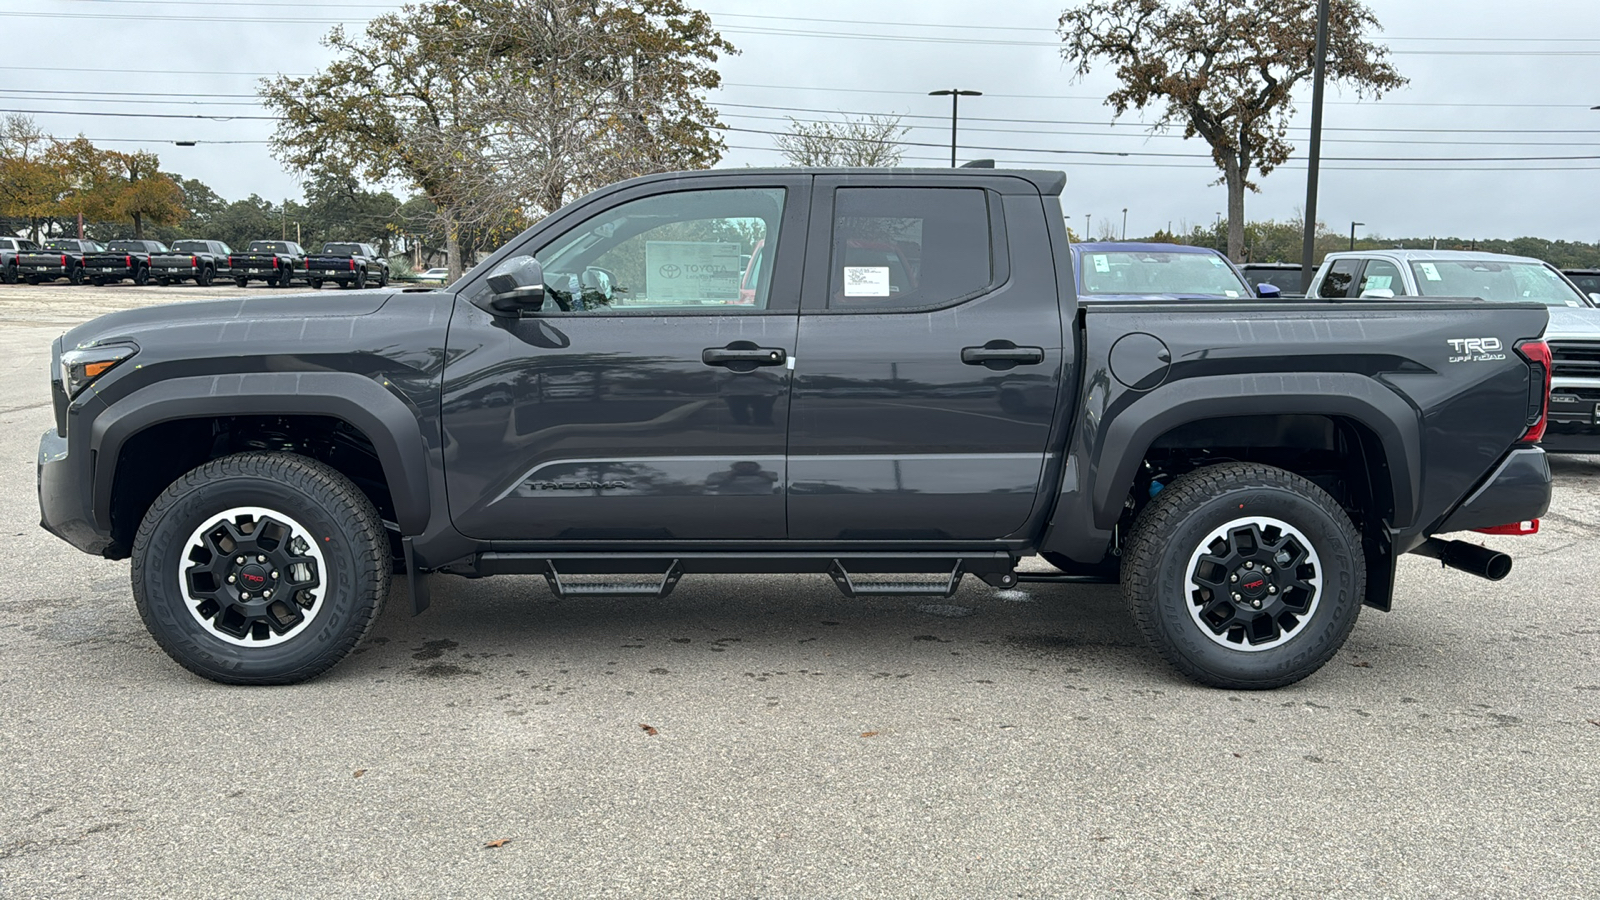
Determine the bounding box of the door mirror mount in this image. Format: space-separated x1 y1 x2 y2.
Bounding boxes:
484 256 546 316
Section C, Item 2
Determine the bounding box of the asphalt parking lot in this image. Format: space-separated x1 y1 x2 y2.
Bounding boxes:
1 283 1596 898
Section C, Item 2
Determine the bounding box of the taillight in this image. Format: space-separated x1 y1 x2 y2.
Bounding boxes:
125 255 132 268
305 259 311 270
273 257 280 268
191 256 198 267
1514 339 1551 443
1475 520 1539 536
229 256 235 267
61 255 68 267
349 259 356 271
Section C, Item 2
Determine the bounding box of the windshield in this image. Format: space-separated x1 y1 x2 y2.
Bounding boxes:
1080 250 1251 297
1410 260 1591 308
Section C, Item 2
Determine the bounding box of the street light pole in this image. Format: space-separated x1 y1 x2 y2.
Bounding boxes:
1350 221 1364 252
1299 0 1332 288
929 89 982 167
1084 214 1090 239
1122 208 1128 240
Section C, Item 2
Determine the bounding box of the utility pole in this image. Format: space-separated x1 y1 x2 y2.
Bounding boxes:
928 89 982 167
1084 214 1090 240
1300 0 1331 287
1122 208 1128 240
281 201 287 241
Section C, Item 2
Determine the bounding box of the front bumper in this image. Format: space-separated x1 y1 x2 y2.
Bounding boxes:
38 429 115 556
1436 446 1552 534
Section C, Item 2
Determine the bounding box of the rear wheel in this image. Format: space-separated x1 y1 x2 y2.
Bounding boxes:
234 275 249 288
68 267 84 285
27 275 40 285
1 263 14 284
132 265 149 286
131 452 389 685
197 265 214 286
308 277 323 290
354 268 368 290
156 275 170 287
377 268 388 287
1121 462 1363 690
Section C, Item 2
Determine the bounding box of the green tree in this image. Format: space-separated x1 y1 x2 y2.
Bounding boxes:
1058 0 1406 261
260 0 733 279
0 115 64 241
106 150 186 238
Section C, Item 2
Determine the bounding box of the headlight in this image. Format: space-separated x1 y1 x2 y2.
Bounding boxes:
59 344 137 399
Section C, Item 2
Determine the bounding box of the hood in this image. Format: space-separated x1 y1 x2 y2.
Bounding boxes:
61 289 398 350
1543 305 1600 340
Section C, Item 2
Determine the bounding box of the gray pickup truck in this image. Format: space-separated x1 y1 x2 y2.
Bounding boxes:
38 168 1553 690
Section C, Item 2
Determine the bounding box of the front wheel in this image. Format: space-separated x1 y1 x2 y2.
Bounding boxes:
377 268 388 287
1121 462 1363 690
130 452 389 685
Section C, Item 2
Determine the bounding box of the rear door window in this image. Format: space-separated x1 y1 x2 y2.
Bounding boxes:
1357 260 1405 296
1316 259 1364 299
827 188 993 310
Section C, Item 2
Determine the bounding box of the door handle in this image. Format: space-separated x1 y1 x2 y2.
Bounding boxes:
702 342 787 368
961 341 1045 370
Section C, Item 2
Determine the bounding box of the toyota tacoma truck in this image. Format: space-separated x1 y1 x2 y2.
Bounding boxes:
305 242 390 290
38 168 1554 690
1 235 40 283
84 239 169 286
229 240 305 288
150 239 233 286
17 238 103 284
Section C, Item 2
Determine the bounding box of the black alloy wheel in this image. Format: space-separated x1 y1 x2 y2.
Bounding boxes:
1121 462 1363 689
131 452 388 684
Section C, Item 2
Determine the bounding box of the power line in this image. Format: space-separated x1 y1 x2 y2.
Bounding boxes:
0 107 276 121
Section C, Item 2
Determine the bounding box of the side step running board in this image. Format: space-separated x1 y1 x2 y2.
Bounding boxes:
542 560 684 600
828 560 966 598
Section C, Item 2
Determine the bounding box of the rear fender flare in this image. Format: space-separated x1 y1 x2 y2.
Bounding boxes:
89 372 432 535
1090 372 1421 530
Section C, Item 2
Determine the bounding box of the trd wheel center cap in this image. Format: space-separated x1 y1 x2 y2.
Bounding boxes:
1235 567 1271 599
237 565 271 592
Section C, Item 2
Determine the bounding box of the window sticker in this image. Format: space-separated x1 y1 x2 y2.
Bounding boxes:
1420 262 1442 282
843 266 891 297
1365 275 1393 291
645 241 742 302
1224 290 1240 298
1209 256 1226 267
1568 299 1582 307
1092 254 1110 273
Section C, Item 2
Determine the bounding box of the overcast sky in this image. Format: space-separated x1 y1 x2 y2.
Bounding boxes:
5 0 1598 243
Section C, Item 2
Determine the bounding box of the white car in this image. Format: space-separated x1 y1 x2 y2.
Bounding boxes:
416 267 451 284
1307 249 1600 453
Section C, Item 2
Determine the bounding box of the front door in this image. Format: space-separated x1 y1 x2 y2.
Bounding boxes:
787 175 1067 541
442 177 808 541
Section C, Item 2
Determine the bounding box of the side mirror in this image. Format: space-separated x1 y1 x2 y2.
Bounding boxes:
485 256 545 316
1256 283 1282 299
1360 288 1396 299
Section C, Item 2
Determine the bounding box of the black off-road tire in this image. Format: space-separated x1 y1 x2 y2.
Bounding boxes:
156 275 170 286
197 265 214 286
131 452 389 685
1121 462 1364 690
354 268 367 290
68 267 84 285
377 268 388 287
1 264 15 284
133 265 149 286
234 275 249 288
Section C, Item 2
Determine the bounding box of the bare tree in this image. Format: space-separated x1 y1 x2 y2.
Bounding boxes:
1058 0 1405 261
775 114 909 167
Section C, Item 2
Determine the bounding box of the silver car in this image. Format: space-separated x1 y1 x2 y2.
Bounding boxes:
1307 249 1600 453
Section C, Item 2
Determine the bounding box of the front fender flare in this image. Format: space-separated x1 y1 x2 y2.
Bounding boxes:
89 371 432 535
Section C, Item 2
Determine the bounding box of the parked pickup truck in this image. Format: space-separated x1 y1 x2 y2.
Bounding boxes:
84 239 170 285
17 238 103 284
1 235 40 283
150 240 233 286
305 242 390 290
229 240 306 288
1308 249 1600 453
38 168 1554 690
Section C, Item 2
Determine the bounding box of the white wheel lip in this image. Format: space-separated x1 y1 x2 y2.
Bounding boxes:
178 505 328 648
1184 515 1323 653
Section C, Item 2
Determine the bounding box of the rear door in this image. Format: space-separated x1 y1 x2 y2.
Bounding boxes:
441 174 808 541
787 174 1066 541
